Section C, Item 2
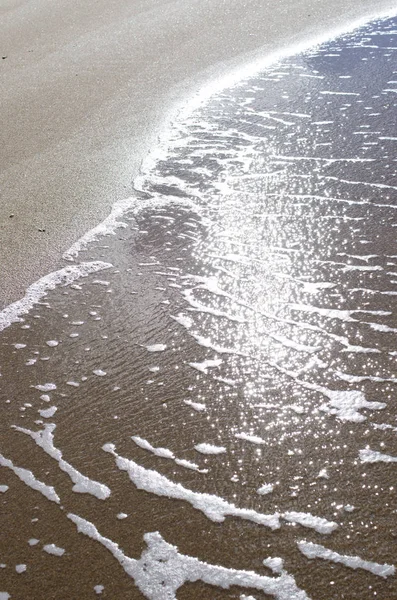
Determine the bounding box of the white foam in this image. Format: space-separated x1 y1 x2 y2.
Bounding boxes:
373 422 397 434
15 564 27 573
131 436 207 473
93 280 110 287
0 593 10 600
34 383 57 392
300 281 336 294
43 544 65 557
94 585 105 595
63 198 137 260
336 371 396 383
257 484 274 495
289 304 354 322
274 367 386 422
188 332 247 357
183 400 207 412
13 343 26 350
0 485 9 493
171 314 193 329
117 513 128 520
359 448 397 464
93 369 107 377
317 468 329 479
297 540 395 578
14 423 110 500
46 340 59 347
263 557 284 574
283 512 338 535
235 433 266 445
69 513 308 599
103 444 280 529
319 388 386 422
28 538 40 546
189 358 223 374
145 344 167 352
182 289 247 323
0 262 112 333
38 406 57 419
194 443 227 455
0 452 60 503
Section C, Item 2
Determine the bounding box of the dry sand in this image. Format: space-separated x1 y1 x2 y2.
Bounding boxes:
0 0 395 307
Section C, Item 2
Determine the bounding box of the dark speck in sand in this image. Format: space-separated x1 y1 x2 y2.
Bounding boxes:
9 215 14 218
38 228 46 232
2 56 7 60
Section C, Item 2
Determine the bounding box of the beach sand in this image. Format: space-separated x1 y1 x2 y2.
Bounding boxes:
1 6 396 599
0 0 395 308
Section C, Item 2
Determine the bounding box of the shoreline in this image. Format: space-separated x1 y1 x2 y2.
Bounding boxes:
1 0 396 309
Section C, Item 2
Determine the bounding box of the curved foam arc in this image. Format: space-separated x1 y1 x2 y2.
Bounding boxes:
62 193 198 261
0 262 113 333
30 6 394 273
68 513 310 599
136 6 397 184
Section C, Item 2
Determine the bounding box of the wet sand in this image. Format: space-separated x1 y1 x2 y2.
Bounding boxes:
0 0 396 308
1 11 396 599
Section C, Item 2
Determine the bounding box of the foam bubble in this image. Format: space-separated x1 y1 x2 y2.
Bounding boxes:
235 433 266 445
257 484 274 495
15 564 27 574
43 544 65 557
194 443 227 455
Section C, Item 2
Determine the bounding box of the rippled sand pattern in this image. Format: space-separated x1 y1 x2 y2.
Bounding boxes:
1 15 396 600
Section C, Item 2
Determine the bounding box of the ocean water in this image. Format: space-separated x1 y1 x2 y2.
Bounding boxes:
0 14 396 600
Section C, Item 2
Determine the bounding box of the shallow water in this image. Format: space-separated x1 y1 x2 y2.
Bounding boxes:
0 14 396 600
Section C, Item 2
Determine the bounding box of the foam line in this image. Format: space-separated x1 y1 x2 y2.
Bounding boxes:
68 513 310 599
160 6 397 136
131 436 208 473
359 448 397 463
63 199 136 260
103 444 280 529
57 8 397 270
283 512 338 535
0 262 112 333
0 452 60 503
14 424 111 500
297 540 395 578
